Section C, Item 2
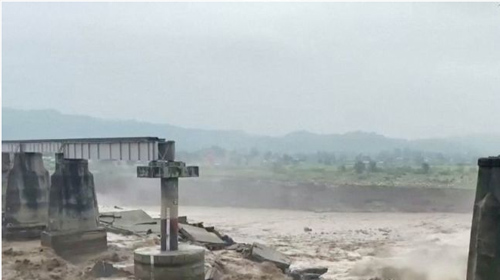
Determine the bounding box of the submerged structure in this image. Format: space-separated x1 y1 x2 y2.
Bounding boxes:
135 140 204 280
467 156 500 280
1 137 181 260
41 156 106 258
3 152 49 240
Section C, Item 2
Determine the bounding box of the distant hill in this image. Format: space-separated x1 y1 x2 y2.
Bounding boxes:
2 107 499 156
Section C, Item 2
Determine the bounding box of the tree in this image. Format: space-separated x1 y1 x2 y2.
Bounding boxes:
250 147 260 158
421 162 430 174
338 165 347 172
282 154 293 165
368 161 378 172
354 161 366 174
263 151 273 161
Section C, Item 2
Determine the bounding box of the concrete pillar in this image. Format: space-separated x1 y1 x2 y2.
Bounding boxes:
161 140 179 251
2 152 12 213
135 140 203 280
41 158 107 259
4 152 50 240
466 156 500 280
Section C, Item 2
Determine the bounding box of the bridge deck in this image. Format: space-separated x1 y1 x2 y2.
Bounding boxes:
2 137 163 161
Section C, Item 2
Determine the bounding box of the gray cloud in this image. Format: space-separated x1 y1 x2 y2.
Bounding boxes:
3 2 500 138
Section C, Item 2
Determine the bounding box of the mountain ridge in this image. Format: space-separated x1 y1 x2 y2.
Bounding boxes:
2 107 498 156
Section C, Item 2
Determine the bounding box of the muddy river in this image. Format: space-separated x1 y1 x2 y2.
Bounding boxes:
2 203 472 280
110 205 472 280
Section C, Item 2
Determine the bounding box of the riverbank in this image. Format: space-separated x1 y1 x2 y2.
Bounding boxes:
96 176 476 213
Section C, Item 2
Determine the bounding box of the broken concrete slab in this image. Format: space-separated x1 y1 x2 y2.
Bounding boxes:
288 266 328 280
289 273 323 280
90 261 118 278
100 210 159 236
99 210 232 251
227 243 250 253
249 243 291 271
204 226 229 243
100 209 153 225
179 216 188 224
180 224 225 250
292 267 328 275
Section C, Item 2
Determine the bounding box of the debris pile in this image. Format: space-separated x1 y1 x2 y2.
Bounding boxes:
97 208 329 279
247 242 291 271
99 210 231 250
99 210 158 236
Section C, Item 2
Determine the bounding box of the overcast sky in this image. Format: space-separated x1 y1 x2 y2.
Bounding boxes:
3 3 500 139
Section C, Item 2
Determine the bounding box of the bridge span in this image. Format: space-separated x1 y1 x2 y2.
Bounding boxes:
2 136 163 161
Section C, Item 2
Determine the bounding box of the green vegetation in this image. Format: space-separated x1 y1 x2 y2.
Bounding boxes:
201 163 477 189
41 148 478 190
177 146 479 190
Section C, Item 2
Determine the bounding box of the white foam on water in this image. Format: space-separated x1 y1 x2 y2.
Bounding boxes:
100 204 472 280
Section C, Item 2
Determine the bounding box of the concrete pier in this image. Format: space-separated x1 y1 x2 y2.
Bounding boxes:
134 244 205 280
135 140 203 279
2 152 12 213
466 156 500 280
41 158 107 258
4 152 49 240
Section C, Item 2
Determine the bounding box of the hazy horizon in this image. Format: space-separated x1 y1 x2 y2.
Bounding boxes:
3 3 500 139
5 106 500 141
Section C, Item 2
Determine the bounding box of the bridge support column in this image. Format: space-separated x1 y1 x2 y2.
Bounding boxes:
466 156 500 280
134 141 203 280
41 158 107 259
2 152 12 213
4 152 49 240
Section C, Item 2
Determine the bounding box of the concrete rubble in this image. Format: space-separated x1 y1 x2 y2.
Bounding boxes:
97 208 328 280
99 209 228 250
179 224 226 250
100 209 159 236
287 267 329 280
248 242 291 271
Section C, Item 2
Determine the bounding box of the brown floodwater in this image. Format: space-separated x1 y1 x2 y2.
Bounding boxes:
104 205 472 280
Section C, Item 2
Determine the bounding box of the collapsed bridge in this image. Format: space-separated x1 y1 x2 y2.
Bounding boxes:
2 136 202 279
